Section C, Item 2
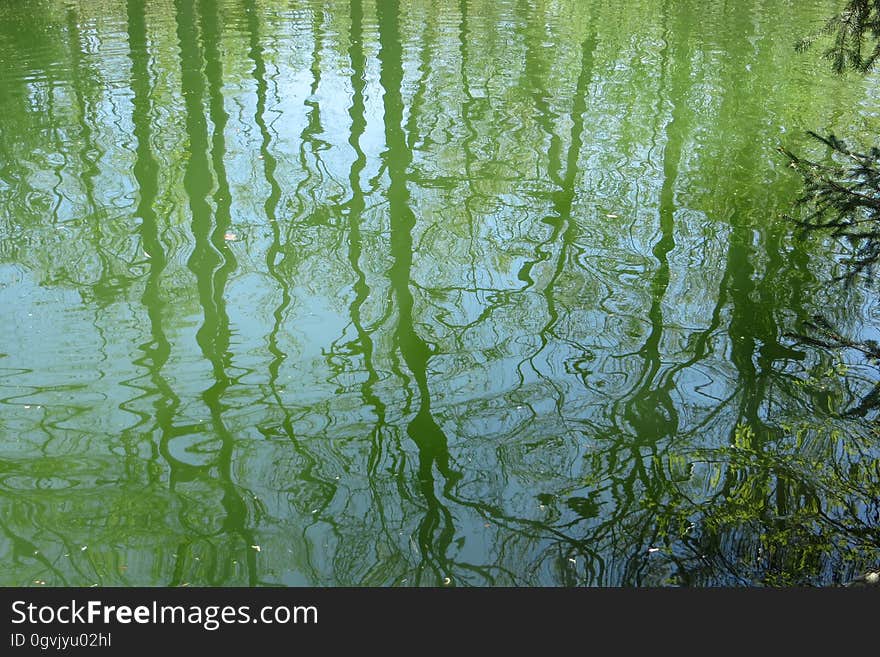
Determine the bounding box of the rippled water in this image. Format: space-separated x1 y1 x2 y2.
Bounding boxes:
1 0 879 586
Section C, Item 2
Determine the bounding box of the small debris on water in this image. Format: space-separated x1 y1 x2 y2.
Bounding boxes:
648 547 660 553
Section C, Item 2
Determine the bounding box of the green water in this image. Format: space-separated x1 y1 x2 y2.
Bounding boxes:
1 0 879 586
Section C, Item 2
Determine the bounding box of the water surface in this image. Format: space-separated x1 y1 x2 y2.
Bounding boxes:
1 0 879 586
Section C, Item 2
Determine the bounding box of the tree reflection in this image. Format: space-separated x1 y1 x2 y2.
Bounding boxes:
0 0 876 587
172 0 259 585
